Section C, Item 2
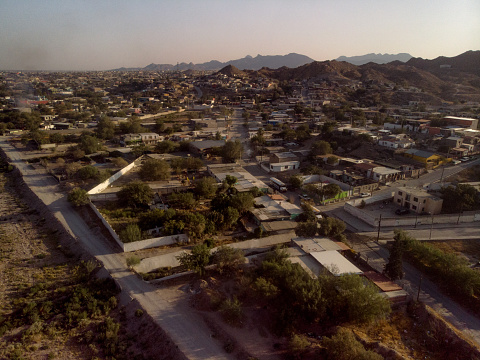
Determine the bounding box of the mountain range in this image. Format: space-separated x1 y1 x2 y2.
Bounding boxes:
335 53 413 65
113 53 315 72
113 52 415 72
251 50 480 104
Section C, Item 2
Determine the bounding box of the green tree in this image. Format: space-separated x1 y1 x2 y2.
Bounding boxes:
183 212 206 240
223 174 238 188
222 140 243 162
296 203 317 222
330 274 391 323
49 132 64 144
211 246 245 275
326 155 338 165
67 187 89 206
176 244 211 276
79 133 101 154
318 217 346 238
385 230 411 280
323 328 383 360
77 165 99 180
219 297 243 326
154 119 165 133
230 192 254 214
169 192 196 210
118 181 153 208
163 219 185 235
311 140 332 156
222 207 240 229
120 224 142 243
184 157 203 173
194 176 217 199
139 158 171 181
111 157 128 168
322 183 342 199
155 140 179 153
289 174 303 190
120 117 144 134
441 184 479 213
295 221 318 237
138 208 176 230
96 116 115 140
289 334 310 358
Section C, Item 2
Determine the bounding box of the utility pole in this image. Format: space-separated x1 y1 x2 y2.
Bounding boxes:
417 275 423 302
376 214 382 243
429 214 434 239
439 166 445 184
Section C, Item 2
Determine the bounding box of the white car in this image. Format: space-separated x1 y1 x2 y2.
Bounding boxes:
360 192 371 198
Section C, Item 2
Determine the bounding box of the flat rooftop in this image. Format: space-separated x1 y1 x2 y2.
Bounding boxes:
310 250 362 275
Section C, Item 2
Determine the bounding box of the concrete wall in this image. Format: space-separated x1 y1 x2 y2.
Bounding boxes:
88 201 189 252
88 158 139 195
89 193 118 201
123 234 188 252
301 174 322 184
345 199 480 228
88 201 124 250
345 202 377 226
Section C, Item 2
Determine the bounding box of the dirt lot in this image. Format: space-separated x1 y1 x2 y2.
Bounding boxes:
0 169 185 360
445 164 480 183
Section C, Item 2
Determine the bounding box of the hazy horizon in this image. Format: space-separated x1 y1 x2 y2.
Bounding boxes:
1 0 479 71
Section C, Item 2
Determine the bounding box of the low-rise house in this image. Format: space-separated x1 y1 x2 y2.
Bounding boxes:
404 149 446 168
139 132 162 145
367 166 402 183
444 136 463 149
251 194 303 224
269 161 300 172
394 188 443 214
269 152 299 164
207 163 269 192
189 140 225 157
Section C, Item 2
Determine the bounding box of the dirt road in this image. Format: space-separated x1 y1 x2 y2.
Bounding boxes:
0 137 232 360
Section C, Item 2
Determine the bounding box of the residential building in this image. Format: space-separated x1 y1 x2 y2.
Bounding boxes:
394 188 443 214
366 167 402 183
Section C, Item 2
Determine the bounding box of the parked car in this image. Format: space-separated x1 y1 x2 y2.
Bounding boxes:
395 208 410 215
452 160 461 165
460 157 470 162
299 194 311 201
360 192 371 198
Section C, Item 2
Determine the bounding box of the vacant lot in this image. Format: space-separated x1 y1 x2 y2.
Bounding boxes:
0 170 184 360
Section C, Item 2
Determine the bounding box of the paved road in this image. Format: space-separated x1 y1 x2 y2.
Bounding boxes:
353 241 480 346
0 137 232 360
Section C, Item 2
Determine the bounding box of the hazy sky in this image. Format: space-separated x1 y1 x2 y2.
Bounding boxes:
1 0 479 70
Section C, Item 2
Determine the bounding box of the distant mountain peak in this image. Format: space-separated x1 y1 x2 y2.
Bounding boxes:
336 53 413 65
110 53 315 72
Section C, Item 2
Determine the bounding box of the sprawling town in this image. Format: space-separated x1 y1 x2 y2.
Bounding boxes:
1 60 480 359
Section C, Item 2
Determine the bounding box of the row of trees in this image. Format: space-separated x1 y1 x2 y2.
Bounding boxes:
387 230 480 310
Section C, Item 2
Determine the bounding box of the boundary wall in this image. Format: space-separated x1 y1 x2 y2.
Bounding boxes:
88 201 188 252
88 157 141 195
345 195 480 227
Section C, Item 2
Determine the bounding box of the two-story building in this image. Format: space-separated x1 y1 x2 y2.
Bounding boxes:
394 188 443 214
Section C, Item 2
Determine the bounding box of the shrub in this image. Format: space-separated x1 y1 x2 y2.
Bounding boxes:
289 334 309 357
67 187 89 207
135 309 144 317
120 224 142 243
126 255 141 267
323 328 382 360
219 297 243 326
